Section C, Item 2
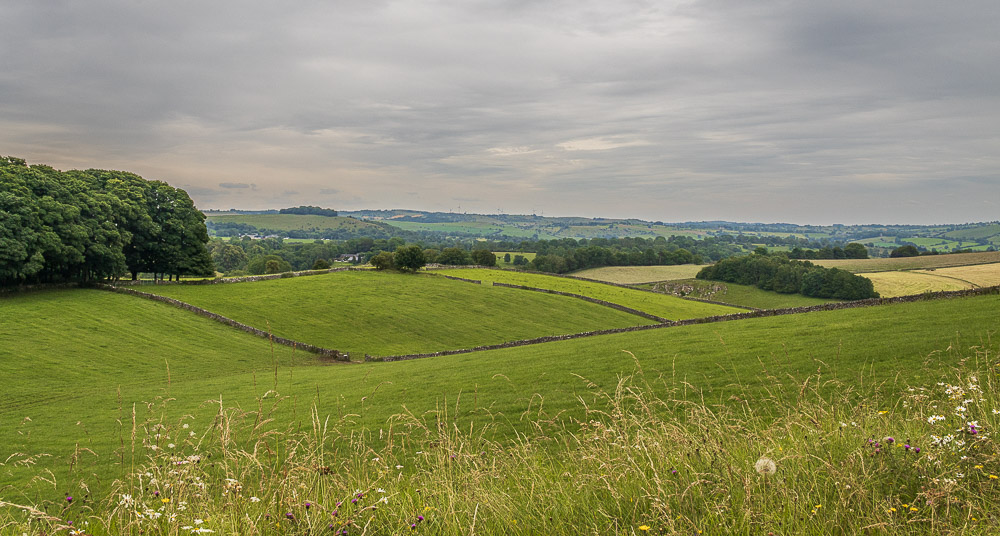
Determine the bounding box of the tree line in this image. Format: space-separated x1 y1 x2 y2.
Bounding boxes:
695 251 879 300
278 205 338 217
0 157 213 286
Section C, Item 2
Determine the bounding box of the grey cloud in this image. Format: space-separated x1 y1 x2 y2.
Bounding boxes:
1 0 998 224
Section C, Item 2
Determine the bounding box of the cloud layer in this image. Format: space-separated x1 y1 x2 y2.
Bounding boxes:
2 1 998 224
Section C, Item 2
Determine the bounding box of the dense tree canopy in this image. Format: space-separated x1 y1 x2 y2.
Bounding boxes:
696 252 879 300
278 205 338 217
0 157 214 286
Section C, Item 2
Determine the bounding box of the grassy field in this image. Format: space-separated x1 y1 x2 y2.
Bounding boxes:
206 214 386 233
639 278 840 309
136 271 654 357
570 265 706 284
815 251 1000 272
434 268 745 319
3 287 1000 512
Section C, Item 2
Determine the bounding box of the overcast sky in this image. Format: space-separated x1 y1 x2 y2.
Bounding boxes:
2 1 998 224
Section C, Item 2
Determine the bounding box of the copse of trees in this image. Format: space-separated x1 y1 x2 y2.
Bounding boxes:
278 205 338 217
0 157 214 286
696 252 879 300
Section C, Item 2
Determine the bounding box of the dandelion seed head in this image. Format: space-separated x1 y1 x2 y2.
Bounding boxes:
754 457 777 475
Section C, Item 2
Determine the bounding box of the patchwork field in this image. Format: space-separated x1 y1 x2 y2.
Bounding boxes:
434 268 745 319
815 251 1000 272
206 213 386 233
137 271 654 357
570 264 706 284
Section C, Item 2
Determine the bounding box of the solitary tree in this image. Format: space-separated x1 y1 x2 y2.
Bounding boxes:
394 245 426 272
470 249 496 266
370 251 394 270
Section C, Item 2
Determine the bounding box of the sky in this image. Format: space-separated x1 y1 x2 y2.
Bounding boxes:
2 1 998 225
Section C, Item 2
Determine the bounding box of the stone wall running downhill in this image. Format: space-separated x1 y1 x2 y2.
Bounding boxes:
489 282 670 323
98 284 350 362
366 285 1000 362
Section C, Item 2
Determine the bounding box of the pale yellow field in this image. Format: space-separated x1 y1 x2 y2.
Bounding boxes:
858 271 973 297
816 251 1000 273
913 262 1000 287
570 265 706 284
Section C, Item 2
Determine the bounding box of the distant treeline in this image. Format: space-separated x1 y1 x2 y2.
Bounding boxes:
507 236 742 274
0 157 213 286
787 243 868 260
278 205 338 217
696 252 878 300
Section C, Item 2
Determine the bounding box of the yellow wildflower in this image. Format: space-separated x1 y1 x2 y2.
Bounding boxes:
639 526 650 532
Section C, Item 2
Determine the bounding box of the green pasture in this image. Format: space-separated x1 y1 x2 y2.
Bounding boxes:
638 278 839 309
137 271 653 357
3 287 999 503
434 268 745 319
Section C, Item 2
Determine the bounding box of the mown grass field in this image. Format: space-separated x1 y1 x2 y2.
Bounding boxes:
859 271 974 297
3 287 1000 512
915 262 1000 287
206 214 386 233
136 271 653 357
639 278 840 309
815 251 1000 272
570 264 706 284
434 268 745 319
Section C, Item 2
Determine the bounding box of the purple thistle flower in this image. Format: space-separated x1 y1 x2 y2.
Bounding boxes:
66 496 73 503
411 524 417 529
305 502 312 509
886 437 894 444
286 512 295 520
914 447 921 453
352 498 358 504
417 515 424 522
904 444 911 450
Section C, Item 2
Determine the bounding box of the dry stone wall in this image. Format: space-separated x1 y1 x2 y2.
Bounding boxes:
98 284 350 361
489 282 669 322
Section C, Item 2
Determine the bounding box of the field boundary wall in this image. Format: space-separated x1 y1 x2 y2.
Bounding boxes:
369 285 1000 362
97 284 350 362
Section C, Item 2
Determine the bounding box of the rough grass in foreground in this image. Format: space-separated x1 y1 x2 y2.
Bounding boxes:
3 345 999 535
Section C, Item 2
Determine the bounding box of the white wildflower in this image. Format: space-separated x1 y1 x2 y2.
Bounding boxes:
754 457 777 475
